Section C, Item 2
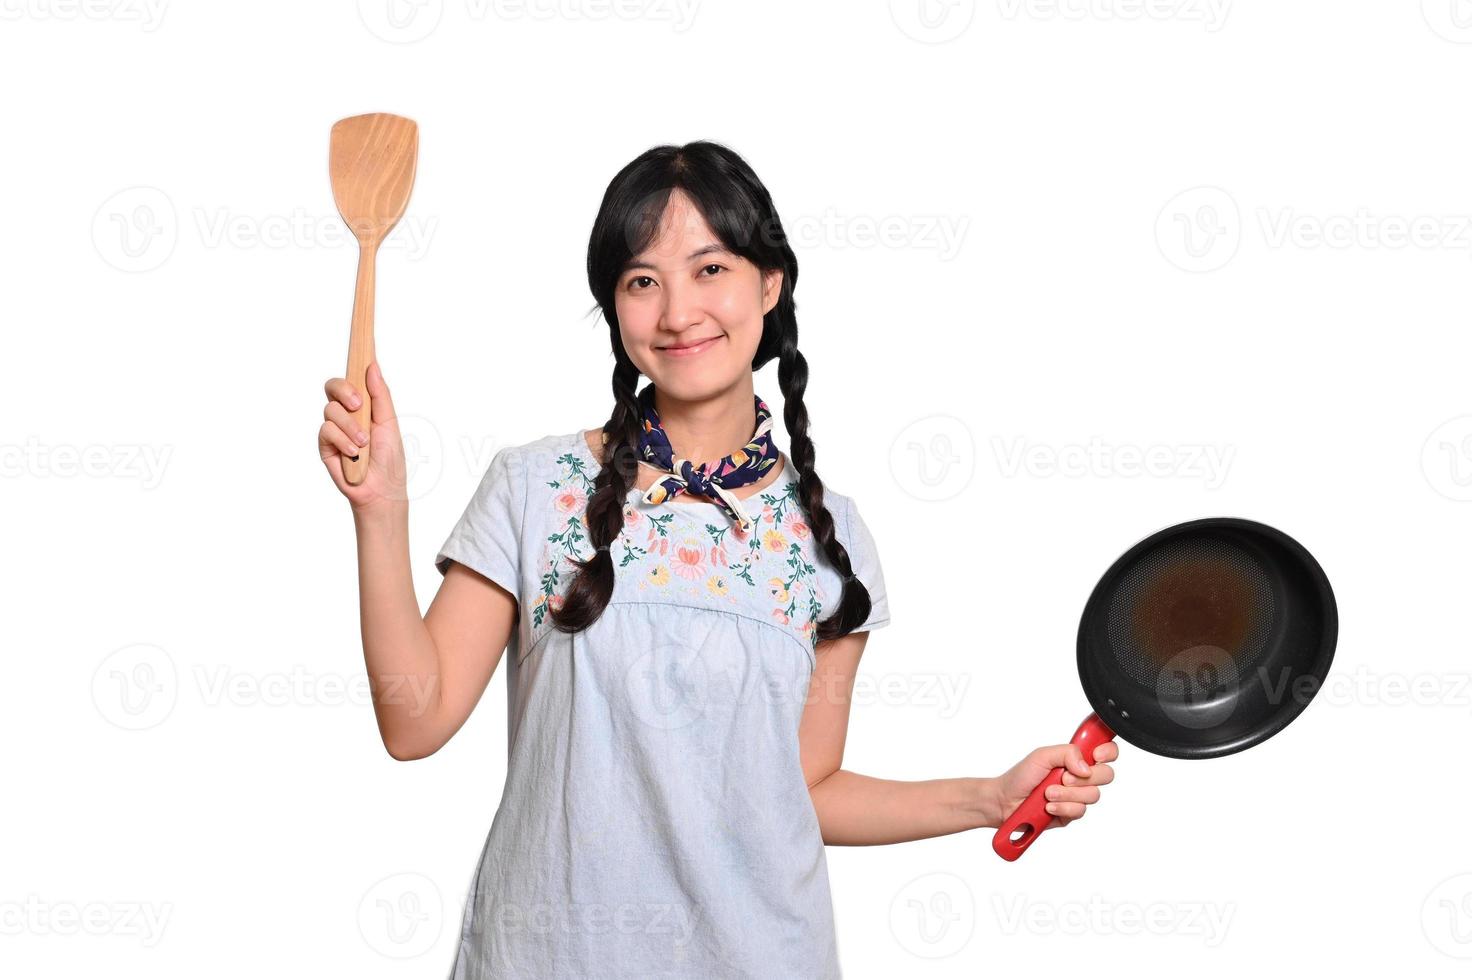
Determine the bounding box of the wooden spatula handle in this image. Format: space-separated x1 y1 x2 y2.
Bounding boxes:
343 244 377 486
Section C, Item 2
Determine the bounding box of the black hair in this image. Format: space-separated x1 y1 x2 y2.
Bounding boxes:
549 140 873 643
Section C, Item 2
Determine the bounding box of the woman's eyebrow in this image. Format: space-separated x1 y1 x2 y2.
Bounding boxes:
622 243 730 273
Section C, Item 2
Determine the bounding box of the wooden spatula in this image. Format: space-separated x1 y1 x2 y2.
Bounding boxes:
328 112 419 486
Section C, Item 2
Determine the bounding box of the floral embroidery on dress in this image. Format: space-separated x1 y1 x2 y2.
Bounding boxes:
530 442 828 649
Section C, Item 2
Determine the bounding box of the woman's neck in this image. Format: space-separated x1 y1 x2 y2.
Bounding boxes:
648 384 759 466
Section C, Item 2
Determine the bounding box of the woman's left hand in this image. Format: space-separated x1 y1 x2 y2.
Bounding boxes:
992 740 1119 829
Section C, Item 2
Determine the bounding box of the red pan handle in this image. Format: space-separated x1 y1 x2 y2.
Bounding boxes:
992 713 1116 861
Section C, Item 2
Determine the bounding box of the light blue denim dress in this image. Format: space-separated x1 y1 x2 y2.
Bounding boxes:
435 429 891 979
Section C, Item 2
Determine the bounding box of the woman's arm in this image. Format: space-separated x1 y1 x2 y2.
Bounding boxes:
354 511 517 761
321 363 516 761
798 632 1117 846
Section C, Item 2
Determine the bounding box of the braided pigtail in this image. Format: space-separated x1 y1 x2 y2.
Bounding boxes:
777 337 874 644
547 356 643 633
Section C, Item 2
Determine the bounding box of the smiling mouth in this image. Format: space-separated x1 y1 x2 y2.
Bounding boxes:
657 336 724 357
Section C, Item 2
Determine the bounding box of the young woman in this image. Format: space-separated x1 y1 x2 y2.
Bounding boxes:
318 141 1119 978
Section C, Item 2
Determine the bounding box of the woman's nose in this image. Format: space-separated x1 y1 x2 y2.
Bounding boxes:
659 281 705 330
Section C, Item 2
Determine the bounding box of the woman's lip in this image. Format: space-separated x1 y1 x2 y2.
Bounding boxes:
657 335 723 357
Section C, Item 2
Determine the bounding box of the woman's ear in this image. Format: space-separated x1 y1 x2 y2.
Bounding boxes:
762 268 783 315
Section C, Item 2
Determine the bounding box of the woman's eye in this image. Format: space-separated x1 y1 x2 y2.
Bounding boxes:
628 275 654 290
700 264 724 277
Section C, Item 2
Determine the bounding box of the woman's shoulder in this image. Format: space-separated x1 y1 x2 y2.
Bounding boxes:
488 430 592 503
817 483 858 527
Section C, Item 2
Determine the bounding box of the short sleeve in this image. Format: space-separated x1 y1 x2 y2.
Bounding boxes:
843 497 891 633
434 446 524 601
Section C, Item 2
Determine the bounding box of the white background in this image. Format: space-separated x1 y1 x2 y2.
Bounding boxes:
4 1 1470 976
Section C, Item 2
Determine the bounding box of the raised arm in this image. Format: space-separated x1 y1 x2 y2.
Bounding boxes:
319 361 516 760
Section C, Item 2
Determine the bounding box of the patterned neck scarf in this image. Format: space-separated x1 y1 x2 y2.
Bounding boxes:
633 383 781 534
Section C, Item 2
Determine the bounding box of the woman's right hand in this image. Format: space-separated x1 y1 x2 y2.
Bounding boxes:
319 360 408 515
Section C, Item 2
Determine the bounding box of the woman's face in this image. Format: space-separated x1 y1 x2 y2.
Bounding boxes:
614 188 781 400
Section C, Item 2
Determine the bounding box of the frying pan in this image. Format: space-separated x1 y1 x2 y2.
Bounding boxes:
992 516 1337 861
